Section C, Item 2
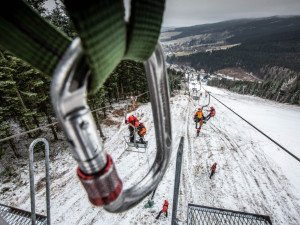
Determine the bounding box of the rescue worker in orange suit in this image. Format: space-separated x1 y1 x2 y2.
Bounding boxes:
194 108 205 136
125 115 139 142
205 106 216 122
210 163 217 179
137 122 146 143
156 200 169 219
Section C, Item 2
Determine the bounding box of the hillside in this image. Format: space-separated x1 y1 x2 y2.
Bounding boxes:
170 29 300 79
161 16 300 44
160 16 300 57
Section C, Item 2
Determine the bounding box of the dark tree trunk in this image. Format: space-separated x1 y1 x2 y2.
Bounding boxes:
47 115 58 140
21 120 32 138
116 85 119 102
9 139 20 158
93 112 104 138
121 82 124 99
102 102 106 119
32 115 42 136
32 115 40 127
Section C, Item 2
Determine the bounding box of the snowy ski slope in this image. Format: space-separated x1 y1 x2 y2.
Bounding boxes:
1 84 300 225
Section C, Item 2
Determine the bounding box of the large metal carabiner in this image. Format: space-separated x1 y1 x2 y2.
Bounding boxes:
50 38 172 212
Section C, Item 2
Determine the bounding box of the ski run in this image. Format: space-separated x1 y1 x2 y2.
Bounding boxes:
1 83 300 225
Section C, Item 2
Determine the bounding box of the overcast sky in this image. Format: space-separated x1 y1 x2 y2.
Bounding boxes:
46 0 300 28
163 0 300 27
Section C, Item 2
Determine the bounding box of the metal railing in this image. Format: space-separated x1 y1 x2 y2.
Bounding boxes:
29 138 51 225
0 138 51 225
187 204 272 225
171 137 184 225
0 203 47 225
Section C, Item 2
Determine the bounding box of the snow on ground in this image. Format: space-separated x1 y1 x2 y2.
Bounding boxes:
1 83 300 225
203 84 300 193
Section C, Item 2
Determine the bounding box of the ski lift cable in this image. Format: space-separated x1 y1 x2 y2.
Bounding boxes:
135 91 149 98
0 122 59 143
209 93 300 163
0 92 150 143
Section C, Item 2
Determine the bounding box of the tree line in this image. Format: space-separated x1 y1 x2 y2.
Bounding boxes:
207 74 300 105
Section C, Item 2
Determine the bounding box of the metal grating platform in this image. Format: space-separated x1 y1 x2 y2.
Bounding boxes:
0 203 47 225
187 204 272 225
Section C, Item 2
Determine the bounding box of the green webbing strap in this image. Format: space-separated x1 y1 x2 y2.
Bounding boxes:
0 1 71 76
64 0 165 92
63 0 126 92
0 0 165 93
124 0 165 61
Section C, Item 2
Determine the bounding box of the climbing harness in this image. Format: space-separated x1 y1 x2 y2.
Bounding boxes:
51 39 171 212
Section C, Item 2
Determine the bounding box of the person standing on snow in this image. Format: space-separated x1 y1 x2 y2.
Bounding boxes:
210 163 217 179
137 122 146 143
194 108 205 136
205 106 215 122
194 108 205 123
156 200 169 219
125 115 139 142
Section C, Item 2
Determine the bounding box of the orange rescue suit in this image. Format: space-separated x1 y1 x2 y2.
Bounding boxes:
194 111 203 119
211 164 217 171
162 200 169 212
138 123 146 136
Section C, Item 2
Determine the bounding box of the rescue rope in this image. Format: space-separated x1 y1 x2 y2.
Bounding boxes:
208 92 300 163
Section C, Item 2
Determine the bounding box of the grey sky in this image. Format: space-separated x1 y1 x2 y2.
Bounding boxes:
45 0 300 28
163 0 300 27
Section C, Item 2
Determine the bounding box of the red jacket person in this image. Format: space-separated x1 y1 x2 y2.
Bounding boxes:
125 115 139 142
205 106 215 122
210 163 217 179
156 200 169 219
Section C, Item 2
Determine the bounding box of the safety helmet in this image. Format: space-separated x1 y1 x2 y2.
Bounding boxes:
211 106 214 109
198 108 201 111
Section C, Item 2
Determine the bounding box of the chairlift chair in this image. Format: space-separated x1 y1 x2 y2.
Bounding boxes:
124 124 148 153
